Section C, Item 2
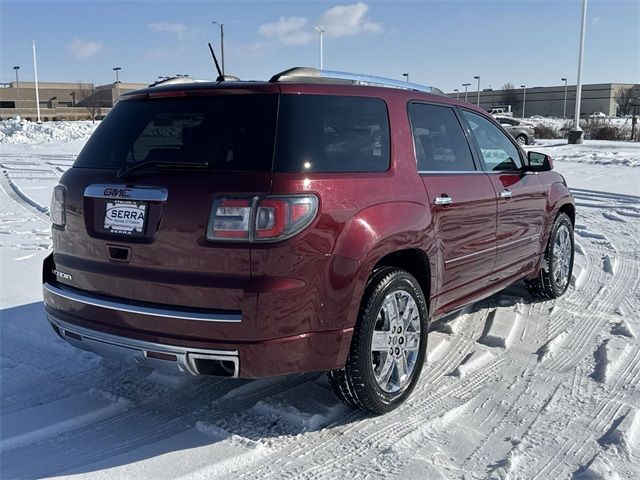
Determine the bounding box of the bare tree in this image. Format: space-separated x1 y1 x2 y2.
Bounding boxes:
74 83 102 122
501 82 519 111
615 85 640 116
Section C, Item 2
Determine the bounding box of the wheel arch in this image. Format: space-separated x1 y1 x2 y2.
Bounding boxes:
371 249 432 305
558 202 575 226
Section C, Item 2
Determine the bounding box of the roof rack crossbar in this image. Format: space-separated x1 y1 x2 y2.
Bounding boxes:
270 67 441 94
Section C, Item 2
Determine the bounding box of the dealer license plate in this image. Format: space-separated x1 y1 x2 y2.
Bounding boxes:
104 200 147 236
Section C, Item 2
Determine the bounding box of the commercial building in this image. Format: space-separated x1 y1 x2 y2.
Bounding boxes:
447 83 638 118
1 79 637 121
0 81 148 121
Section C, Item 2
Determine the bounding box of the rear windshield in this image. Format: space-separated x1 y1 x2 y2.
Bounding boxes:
74 95 278 172
74 93 390 173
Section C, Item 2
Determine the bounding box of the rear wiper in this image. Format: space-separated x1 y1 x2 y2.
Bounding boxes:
117 160 209 179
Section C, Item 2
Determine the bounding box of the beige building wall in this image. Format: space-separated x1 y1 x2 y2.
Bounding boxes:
0 81 148 121
447 83 638 118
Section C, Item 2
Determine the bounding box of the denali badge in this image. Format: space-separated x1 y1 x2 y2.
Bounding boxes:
103 187 132 198
52 269 72 281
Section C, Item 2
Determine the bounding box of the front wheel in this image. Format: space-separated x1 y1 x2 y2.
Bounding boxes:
516 134 527 145
328 267 428 414
526 212 574 299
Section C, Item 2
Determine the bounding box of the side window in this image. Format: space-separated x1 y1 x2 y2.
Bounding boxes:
275 95 390 173
462 110 523 172
408 103 476 172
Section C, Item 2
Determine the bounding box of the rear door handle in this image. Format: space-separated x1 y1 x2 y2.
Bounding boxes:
499 189 512 199
434 195 453 206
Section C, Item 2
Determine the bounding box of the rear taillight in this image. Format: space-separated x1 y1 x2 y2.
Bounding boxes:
50 185 66 228
206 195 318 243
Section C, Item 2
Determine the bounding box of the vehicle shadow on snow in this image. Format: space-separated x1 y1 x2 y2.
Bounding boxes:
1 282 545 478
0 301 361 479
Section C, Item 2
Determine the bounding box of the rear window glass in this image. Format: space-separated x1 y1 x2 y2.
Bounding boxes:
274 95 390 173
408 103 476 172
74 95 278 171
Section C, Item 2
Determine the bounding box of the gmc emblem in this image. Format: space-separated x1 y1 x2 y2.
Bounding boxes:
103 187 132 198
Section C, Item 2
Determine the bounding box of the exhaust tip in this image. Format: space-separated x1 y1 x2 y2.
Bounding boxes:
191 357 237 377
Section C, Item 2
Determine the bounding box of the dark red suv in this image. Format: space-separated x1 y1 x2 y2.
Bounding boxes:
43 68 575 414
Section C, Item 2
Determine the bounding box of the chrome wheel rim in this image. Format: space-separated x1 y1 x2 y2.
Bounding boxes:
371 290 421 393
553 224 572 289
517 136 526 145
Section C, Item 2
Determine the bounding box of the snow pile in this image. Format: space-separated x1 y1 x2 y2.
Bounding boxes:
526 139 640 171
0 119 99 144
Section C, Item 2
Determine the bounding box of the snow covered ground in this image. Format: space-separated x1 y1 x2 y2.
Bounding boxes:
1 122 639 479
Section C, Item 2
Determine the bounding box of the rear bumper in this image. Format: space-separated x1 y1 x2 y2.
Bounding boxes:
48 315 240 377
43 282 354 378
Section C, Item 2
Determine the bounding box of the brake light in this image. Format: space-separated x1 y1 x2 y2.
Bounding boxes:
50 185 66 228
206 195 318 243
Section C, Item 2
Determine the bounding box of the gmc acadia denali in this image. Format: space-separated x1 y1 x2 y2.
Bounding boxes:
43 68 575 414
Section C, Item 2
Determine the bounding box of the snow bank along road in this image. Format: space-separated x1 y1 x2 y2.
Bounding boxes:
1 140 639 479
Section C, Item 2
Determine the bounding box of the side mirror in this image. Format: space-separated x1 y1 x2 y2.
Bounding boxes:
527 151 553 172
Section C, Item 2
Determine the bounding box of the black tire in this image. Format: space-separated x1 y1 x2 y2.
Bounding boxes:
526 212 574 299
328 267 429 414
516 134 528 145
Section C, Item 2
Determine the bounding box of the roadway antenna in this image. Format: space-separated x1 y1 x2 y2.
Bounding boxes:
208 42 223 80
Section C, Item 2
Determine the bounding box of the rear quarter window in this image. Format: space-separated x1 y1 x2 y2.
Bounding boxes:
274 95 390 173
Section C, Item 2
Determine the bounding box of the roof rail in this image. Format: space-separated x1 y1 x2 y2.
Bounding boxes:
270 67 443 95
148 76 209 88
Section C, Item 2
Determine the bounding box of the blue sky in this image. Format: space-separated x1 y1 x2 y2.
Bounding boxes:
1 0 638 92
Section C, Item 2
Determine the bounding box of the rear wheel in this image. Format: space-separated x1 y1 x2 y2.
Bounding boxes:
526 212 574 299
328 267 428 414
516 134 527 145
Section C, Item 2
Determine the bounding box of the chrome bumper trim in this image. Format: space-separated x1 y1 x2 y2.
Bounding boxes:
47 315 239 377
43 282 241 323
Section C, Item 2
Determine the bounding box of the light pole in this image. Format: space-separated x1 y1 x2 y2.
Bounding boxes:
561 77 568 119
463 83 471 102
113 67 121 102
32 40 41 123
13 66 21 118
212 21 225 75
474 75 480 106
313 25 325 70
569 0 588 144
520 85 527 118
454 89 459 100
402 73 409 82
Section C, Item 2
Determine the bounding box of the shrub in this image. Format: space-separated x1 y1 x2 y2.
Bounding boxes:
534 124 559 139
589 126 620 140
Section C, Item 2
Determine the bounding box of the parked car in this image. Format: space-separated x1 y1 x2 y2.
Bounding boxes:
43 68 575 414
487 106 512 117
494 116 536 145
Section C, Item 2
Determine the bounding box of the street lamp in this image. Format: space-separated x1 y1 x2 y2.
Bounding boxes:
113 67 121 102
402 73 409 82
569 0 588 144
212 21 225 75
32 40 41 123
561 77 568 119
454 88 459 100
474 75 480 106
463 83 471 102
12 66 21 118
520 85 527 119
313 25 325 70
